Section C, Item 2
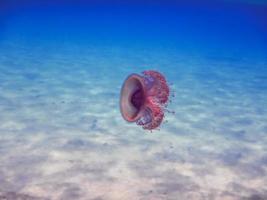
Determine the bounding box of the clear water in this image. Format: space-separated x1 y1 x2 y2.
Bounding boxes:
0 1 267 199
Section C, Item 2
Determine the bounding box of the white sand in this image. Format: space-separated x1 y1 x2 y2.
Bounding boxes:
0 42 267 200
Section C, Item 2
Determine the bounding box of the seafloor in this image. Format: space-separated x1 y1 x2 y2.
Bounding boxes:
0 40 266 200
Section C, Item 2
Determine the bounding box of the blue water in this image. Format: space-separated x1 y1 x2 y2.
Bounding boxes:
0 1 267 199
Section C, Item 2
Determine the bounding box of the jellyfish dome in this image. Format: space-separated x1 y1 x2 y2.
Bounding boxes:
120 70 170 130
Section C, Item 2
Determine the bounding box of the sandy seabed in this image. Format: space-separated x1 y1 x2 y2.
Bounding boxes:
0 42 267 200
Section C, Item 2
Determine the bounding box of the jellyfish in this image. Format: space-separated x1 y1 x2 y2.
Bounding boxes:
120 70 170 130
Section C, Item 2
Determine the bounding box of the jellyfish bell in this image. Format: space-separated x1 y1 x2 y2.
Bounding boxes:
120 70 170 130
120 73 146 122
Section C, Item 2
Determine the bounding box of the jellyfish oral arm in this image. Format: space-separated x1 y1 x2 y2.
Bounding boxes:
136 108 152 126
